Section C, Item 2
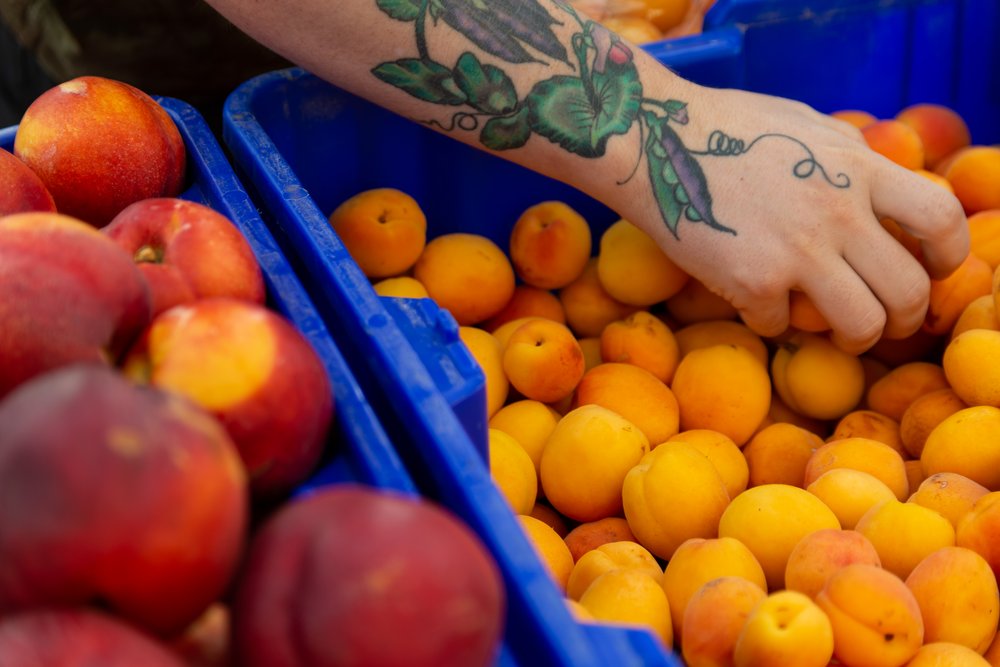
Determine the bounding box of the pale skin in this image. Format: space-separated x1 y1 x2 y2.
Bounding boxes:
203 0 970 354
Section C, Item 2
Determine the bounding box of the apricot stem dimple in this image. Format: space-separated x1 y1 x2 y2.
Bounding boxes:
134 245 163 263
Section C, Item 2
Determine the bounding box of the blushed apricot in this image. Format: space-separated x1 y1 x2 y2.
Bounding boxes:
733 590 834 667
926 253 994 336
673 319 769 368
667 429 748 498
956 491 1000 578
371 275 429 298
805 437 910 501
682 577 767 667
563 517 636 563
830 409 904 457
968 211 1000 270
744 422 823 488
856 499 956 580
566 540 662 601
509 201 591 290
906 546 999 652
488 428 537 515
785 528 882 599
944 329 1000 407
482 285 566 332
862 119 926 170
597 219 689 306
664 277 739 325
413 233 515 325
600 310 680 383
945 146 1000 215
772 332 866 421
578 569 673 647
489 399 560 482
519 514 575 593
807 468 897 530
459 326 509 418
831 109 878 129
909 472 990 530
573 362 679 446
671 343 772 446
896 103 972 169
327 187 426 279
540 404 649 522
922 406 1000 490
718 484 840 590
907 643 992 666
503 318 584 404
558 259 637 338
867 361 950 422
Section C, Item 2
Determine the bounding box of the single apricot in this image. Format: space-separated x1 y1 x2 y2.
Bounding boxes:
945 146 1000 215
666 429 748 498
488 399 560 481
413 233 515 325
718 484 840 590
558 258 637 338
481 285 566 332
805 436 910 501
563 517 636 563
926 253 994 336
862 119 926 170
371 275 429 298
578 569 674 647
540 404 649 522
529 502 569 537
488 428 537 516
907 642 992 667
896 103 972 169
967 211 1000 270
785 528 882 599
806 468 898 530
856 499 956 580
671 343 772 446
867 361 950 422
788 290 831 333
597 219 689 306
909 472 990 530
566 540 662 601
490 316 542 351
956 491 1000 578
744 422 824 488
327 187 427 279
664 278 739 325
518 514 575 593
673 319 769 368
831 109 878 129
681 577 767 667
906 546 999 652
923 406 1000 490
952 295 1000 341
830 409 905 457
507 201 592 291
503 318 585 404
944 329 1000 407
772 332 865 421
459 326 509 418
573 362 680 446
599 310 680 383
733 590 834 667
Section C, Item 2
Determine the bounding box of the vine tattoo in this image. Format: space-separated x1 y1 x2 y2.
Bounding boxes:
371 0 850 239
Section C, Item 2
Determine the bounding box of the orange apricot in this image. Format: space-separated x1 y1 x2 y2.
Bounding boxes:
944 328 1000 407
599 310 680 383
922 406 1000 490
896 103 972 169
945 146 1000 215
744 422 823 488
459 326 509 418
830 409 904 457
673 319 769 368
502 318 584 404
785 528 882 600
788 289 831 333
488 399 561 481
681 577 767 667
866 361 950 422
519 515 575 593
566 540 662 601
664 277 739 325
807 468 897 530
925 252 994 336
862 119 926 170
563 517 637 563
805 436 910 500
371 275 429 298
909 472 990 530
327 187 427 279
573 362 679 446
509 201 591 290
596 219 689 306
831 109 878 129
482 285 566 332
968 210 1000 270
558 258 637 338
951 294 999 340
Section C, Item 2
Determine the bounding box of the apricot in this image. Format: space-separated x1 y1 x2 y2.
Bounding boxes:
488 399 560 481
666 429 748 498
804 436 910 501
488 428 537 515
968 211 1000 271
490 315 541 351
956 491 1000 578
744 422 823 488
482 285 566 331
664 277 739 325
867 361 950 422
460 326 509 418
573 362 679 446
577 335 604 372
558 258 637 337
578 569 673 647
896 103 972 169
909 472 990 530
945 146 1000 215
413 233 515 325
327 188 427 279
944 329 1000 407
599 310 680 383
806 468 897 530
856 499 956 580
540 404 649 521
671 343 771 446
906 546 999 652
733 590 834 667
830 409 905 456
622 442 730 559
925 253 994 336
502 318 585 403
900 388 969 459
563 517 637 562
785 528 882 599
831 109 878 129
681 577 767 667
371 275 429 298
907 642 992 666
788 289 831 332
771 332 865 420
597 218 689 306
718 484 840 590
816 564 924 667
661 536 768 640
509 201 591 290
519 514 575 593
862 119 926 170
640 0 692 31
529 502 569 537
952 295 999 341
922 406 1000 490
566 540 662 601
673 319 769 368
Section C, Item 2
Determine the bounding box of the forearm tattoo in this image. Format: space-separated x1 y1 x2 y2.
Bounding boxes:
372 0 849 239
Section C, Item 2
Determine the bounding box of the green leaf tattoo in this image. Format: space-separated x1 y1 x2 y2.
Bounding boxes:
372 0 850 240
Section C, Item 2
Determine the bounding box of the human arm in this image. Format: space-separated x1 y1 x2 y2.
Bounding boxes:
202 0 969 353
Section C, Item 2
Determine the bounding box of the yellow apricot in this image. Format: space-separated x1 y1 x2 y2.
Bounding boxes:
666 429 748 498
807 468 898 530
856 499 956 580
519 514 575 593
804 436 910 500
922 406 1000 490
744 422 824 488
558 258 637 338
579 569 674 648
597 218 689 306
459 326 509 418
566 540 662 601
489 399 560 482
733 590 834 667
907 642 992 666
371 275 429 298
600 310 680 383
488 428 537 515
909 472 990 530
673 319 769 368
944 329 1000 407
771 332 865 420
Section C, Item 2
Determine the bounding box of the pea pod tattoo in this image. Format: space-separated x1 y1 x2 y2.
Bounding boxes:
372 0 850 239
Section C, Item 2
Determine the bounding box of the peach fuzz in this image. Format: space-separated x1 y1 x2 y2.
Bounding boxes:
502 318 584 404
945 146 1000 215
967 211 1000 270
519 514 575 593
482 285 566 331
488 428 537 515
413 232 515 325
122 298 333 499
785 528 882 599
900 388 970 459
909 472 989 530
907 643 992 667
681 577 767 667
673 319 769 368
744 422 823 488
944 329 1000 408
862 118 926 170
957 492 1000 578
597 218 689 306
771 331 865 421
566 540 662 601
866 361 950 422
952 294 1000 340
830 409 905 456
558 258 637 337
664 277 739 325
622 442 730 560
666 429 748 498
804 436 910 501
327 187 426 279
718 484 840 590
0 147 56 215
896 103 972 169
540 404 649 522
563 517 637 563
807 468 897 530
372 275 429 298
816 564 924 667
578 569 674 648
489 399 560 481
671 343 771 446
459 326 509 418
573 362 680 446
922 406 1000 490
733 590 834 667
925 252 994 336
661 536 768 640
856 500 955 580
599 310 680 383
14 76 185 227
906 546 999 652
831 109 878 129
508 200 591 290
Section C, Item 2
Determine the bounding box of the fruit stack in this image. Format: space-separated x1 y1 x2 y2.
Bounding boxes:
567 0 718 44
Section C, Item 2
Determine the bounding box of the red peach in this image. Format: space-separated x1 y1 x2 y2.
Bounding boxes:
0 147 56 215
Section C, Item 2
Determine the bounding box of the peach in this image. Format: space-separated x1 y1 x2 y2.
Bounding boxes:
578 569 674 647
907 643 992 666
413 232 515 325
831 109 878 129
856 499 956 580
564 517 637 562
232 485 505 667
0 364 247 636
661 536 768 640
718 484 840 590
900 388 969 459
945 146 1000 215
956 491 1000 578
922 406 1000 490
804 436 910 501
566 540 662 601
123 298 333 499
482 284 567 331
681 576 767 667
906 546 999 652
0 212 151 399
867 361 951 422
673 319 769 368
540 404 649 522
520 514 576 593
771 332 865 420
664 277 739 325
785 528 882 599
744 422 824 488
573 362 680 446
862 119 926 170
502 318 585 403
0 609 188 666
558 258 638 337
488 399 560 481
733 590 834 667
968 211 1000 270
896 103 972 169
622 442 730 559
909 472 990 530
488 428 537 515
806 468 897 530
830 409 905 456
816 564 924 667
597 218 689 306
103 198 266 317
14 76 185 227
327 187 426 279
600 310 680 383
666 429 748 498
460 325 509 418
508 200 591 289
0 146 56 215
925 252 994 336
944 329 1000 407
